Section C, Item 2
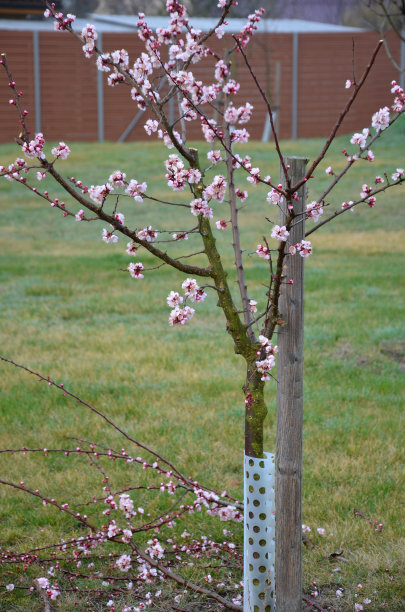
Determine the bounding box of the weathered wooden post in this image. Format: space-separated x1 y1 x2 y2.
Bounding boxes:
276 156 308 612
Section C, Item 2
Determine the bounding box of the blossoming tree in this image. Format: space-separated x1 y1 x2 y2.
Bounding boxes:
1 0 404 610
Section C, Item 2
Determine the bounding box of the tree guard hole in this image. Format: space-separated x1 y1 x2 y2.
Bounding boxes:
253 473 260 481
259 539 266 546
253 499 260 507
249 564 253 572
259 486 265 494
253 552 260 559
249 459 254 466
259 593 265 600
249 485 254 493
259 566 266 573
259 512 266 520
249 538 253 545
249 511 254 519
253 579 260 586
259 460 265 468
253 525 260 533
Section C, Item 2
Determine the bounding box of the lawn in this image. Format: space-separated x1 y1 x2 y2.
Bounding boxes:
0 124 404 611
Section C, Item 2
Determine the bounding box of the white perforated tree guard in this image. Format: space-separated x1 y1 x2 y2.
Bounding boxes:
244 452 275 612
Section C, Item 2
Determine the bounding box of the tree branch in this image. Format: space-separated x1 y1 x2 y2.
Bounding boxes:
292 39 384 193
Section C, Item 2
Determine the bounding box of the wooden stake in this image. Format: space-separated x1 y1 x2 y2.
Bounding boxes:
276 156 308 612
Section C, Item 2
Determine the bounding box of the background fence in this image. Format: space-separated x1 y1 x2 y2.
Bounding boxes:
0 28 402 143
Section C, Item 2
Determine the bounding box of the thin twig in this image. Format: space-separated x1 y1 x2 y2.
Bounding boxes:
293 39 384 193
232 35 290 187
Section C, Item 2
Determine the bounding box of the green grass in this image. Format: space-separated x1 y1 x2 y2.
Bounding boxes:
0 125 404 611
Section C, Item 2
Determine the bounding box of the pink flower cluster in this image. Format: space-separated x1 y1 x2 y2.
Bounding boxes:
22 132 45 159
255 335 278 381
166 278 207 326
289 240 312 257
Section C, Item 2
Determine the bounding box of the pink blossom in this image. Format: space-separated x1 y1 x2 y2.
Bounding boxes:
182 278 199 298
132 52 153 81
223 79 240 95
96 53 111 72
116 554 132 572
246 168 260 184
215 26 225 39
231 128 250 144
144 119 159 135
249 300 257 313
166 291 183 307
119 493 135 517
325 166 334 175
366 150 374 162
371 106 390 132
298 240 312 257
317 527 326 535
48 587 60 600
190 198 212 218
137 226 157 242
350 131 367 149
51 142 70 159
36 577 49 589
107 520 118 538
75 209 85 221
128 262 144 279
125 179 147 201
22 133 45 159
186 168 201 184
204 175 227 202
392 168 404 180
6 584 14 591
256 355 276 381
201 119 218 143
216 219 228 230
114 212 125 225
126 242 138 255
235 189 248 201
341 200 354 211
81 24 97 57
207 150 222 165
172 232 188 240
89 183 113 204
306 201 323 222
354 605 363 611
108 71 125 86
169 305 195 326
266 187 283 205
224 104 239 124
108 170 126 188
214 60 228 83
256 244 270 259
271 224 289 242
237 102 254 124
345 79 354 88
102 228 118 244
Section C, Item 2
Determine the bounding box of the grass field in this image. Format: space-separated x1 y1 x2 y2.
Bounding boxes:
0 124 404 611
